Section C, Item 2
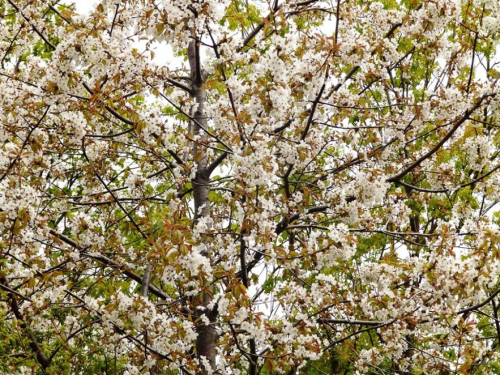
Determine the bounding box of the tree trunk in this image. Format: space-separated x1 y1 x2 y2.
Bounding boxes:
187 38 217 374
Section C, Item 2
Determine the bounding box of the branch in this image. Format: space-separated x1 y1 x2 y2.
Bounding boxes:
82 145 149 240
283 164 293 199
206 152 228 177
236 9 274 53
236 205 329 278
48 2 73 25
332 64 359 92
0 283 32 302
147 80 234 152
227 323 256 365
69 197 167 206
491 298 500 347
109 3 119 37
458 287 500 316
63 290 192 374
276 205 329 235
318 318 384 326
301 80 326 141
1 24 24 67
334 0 340 45
167 150 186 166
104 105 135 126
0 275 51 369
48 323 91 363
165 77 193 94
273 118 293 133
395 161 500 193
49 230 170 301
466 25 479 94
82 81 188 171
236 0 316 52
386 94 495 183
82 81 136 127
6 0 56 50
0 106 50 182
326 20 404 98
85 127 135 139
322 319 397 351
207 26 246 145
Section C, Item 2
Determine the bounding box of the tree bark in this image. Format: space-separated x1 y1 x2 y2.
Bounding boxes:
187 38 217 374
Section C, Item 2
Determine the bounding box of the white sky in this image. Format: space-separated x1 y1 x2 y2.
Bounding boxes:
71 0 99 15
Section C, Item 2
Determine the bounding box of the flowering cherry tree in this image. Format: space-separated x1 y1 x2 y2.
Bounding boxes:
1 0 500 373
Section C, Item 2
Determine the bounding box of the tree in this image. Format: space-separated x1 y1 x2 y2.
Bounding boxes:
1 0 500 373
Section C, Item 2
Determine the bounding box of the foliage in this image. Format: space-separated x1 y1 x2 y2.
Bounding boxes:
1 0 500 374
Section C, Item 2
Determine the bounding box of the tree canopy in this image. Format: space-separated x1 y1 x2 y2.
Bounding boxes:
1 0 500 373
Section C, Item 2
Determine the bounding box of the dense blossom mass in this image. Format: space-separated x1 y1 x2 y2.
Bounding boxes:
1 0 500 373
